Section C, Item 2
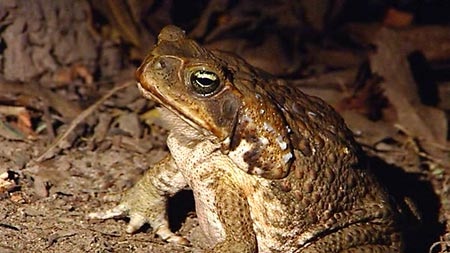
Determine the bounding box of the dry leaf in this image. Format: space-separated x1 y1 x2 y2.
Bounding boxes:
383 8 414 28
370 28 448 163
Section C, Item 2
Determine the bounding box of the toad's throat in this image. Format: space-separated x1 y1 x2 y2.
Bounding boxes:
137 81 214 137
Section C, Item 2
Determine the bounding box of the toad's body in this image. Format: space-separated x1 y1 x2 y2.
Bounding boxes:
90 26 403 252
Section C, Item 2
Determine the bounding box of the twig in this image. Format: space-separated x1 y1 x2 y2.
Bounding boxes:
35 80 135 162
394 123 450 170
429 239 450 253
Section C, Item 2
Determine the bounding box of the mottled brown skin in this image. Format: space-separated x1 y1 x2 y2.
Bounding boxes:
90 25 403 252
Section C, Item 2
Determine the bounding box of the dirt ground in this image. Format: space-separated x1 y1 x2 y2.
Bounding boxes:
1 1 449 253
0 140 204 253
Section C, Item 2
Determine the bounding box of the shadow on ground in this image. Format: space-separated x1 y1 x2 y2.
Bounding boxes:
368 156 444 252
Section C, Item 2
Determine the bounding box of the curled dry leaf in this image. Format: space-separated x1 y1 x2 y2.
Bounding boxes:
53 64 94 86
348 24 450 62
369 27 448 165
0 119 26 141
383 8 414 28
0 106 34 140
0 170 19 194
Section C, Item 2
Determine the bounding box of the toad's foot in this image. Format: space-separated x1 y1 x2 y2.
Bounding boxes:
88 155 189 246
88 203 189 245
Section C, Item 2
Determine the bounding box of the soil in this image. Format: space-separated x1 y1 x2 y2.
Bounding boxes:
0 133 198 252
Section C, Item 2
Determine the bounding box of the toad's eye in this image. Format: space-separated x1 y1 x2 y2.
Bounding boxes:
190 70 221 96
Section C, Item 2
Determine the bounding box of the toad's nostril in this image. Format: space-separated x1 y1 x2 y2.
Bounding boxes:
153 59 166 70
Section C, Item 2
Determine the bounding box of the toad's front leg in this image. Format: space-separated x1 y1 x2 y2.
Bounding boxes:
88 155 189 245
208 177 258 253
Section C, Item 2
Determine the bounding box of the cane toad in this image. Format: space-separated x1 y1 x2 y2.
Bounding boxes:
90 25 403 252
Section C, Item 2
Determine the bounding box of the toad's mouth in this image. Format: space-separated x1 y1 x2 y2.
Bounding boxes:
136 81 212 137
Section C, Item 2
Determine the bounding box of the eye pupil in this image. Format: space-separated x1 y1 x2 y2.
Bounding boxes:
196 76 215 86
190 70 220 96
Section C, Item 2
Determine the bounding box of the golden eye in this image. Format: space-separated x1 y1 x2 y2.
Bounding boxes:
190 70 221 96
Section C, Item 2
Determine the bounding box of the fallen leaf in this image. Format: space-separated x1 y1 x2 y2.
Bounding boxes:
383 8 414 28
370 28 448 163
0 119 25 140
